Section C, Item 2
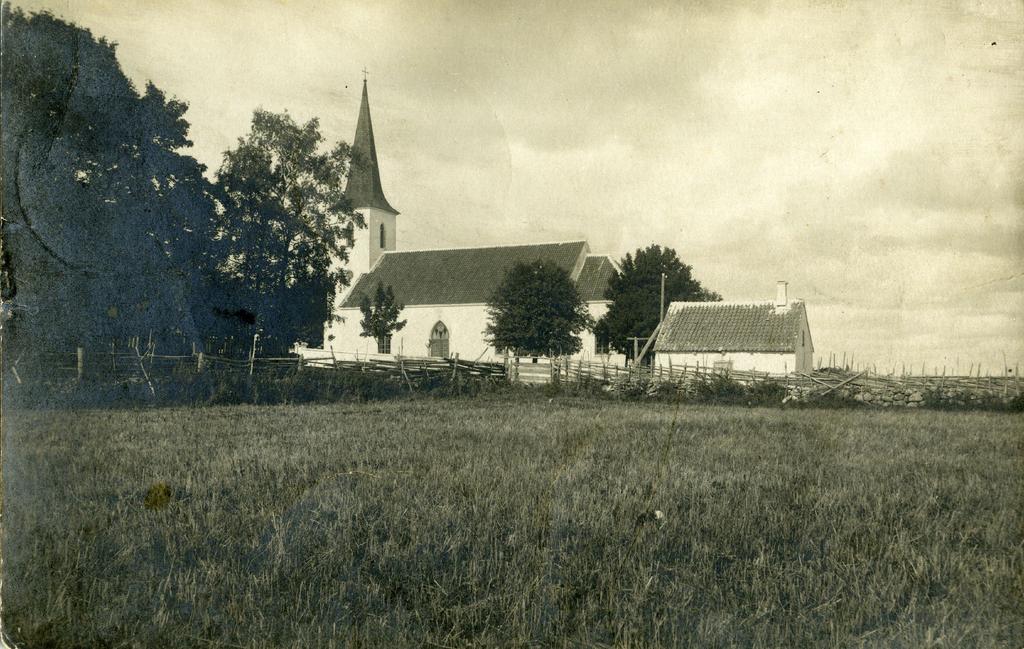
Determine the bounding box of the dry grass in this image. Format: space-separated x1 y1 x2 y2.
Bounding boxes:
2 397 1021 648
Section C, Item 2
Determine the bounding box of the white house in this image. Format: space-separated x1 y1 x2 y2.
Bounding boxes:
653 282 813 374
313 80 620 363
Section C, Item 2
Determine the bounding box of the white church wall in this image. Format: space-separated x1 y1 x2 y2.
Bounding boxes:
326 303 497 360
323 300 619 364
578 301 609 359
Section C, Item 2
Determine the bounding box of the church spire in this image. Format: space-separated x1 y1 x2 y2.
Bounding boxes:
346 79 398 215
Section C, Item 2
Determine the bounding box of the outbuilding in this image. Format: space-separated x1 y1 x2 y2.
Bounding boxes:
653 282 813 374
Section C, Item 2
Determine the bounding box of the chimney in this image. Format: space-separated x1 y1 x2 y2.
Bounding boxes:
775 281 788 307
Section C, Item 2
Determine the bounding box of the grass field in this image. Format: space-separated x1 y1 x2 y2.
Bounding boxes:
2 396 1021 648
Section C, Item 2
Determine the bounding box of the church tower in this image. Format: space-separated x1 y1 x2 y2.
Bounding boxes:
345 78 399 279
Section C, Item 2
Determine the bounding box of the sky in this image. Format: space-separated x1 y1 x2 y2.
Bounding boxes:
15 0 1024 373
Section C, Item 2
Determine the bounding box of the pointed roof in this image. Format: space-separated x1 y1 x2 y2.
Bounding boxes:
346 80 398 215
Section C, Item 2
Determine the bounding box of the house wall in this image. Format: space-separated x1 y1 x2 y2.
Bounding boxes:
654 351 809 374
796 306 813 371
321 300 617 363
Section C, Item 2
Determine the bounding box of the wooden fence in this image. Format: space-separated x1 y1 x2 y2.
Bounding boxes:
8 346 1019 405
508 355 1022 402
6 346 507 388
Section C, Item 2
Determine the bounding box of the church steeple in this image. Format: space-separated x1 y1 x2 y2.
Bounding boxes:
347 79 398 215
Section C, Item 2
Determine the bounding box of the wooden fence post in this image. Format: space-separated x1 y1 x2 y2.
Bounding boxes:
77 347 85 382
196 352 206 373
249 333 258 376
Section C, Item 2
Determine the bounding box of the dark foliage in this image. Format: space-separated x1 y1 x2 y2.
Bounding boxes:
215 110 361 354
1 7 221 354
598 245 720 360
485 261 594 357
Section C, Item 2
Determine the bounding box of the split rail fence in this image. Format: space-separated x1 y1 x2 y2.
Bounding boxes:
508 356 1022 403
6 346 507 389
7 346 1019 406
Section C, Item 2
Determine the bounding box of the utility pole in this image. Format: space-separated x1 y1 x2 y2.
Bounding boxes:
660 272 666 322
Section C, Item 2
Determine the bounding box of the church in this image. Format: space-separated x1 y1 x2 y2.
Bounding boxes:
318 81 619 362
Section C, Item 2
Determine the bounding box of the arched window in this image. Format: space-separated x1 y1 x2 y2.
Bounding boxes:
429 321 449 358
379 223 386 248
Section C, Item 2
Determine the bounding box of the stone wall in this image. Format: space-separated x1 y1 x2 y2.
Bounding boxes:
784 378 1020 409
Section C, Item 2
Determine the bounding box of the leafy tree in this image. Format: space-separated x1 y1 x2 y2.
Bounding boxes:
1 7 219 353
358 282 407 353
215 110 362 354
485 261 594 357
599 244 721 360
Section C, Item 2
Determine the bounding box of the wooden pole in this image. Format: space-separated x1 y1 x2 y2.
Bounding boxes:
196 352 205 373
400 357 414 392
660 272 666 323
634 322 663 372
77 347 85 382
249 333 258 376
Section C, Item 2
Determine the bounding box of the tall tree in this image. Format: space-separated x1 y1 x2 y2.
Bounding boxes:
358 282 406 353
1 7 219 353
598 244 721 360
215 110 362 353
485 261 594 357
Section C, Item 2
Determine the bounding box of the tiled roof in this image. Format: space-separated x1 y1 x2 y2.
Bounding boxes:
575 255 616 302
346 80 398 215
341 241 591 307
654 301 808 353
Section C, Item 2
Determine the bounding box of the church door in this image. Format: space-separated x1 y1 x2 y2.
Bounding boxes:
429 321 449 358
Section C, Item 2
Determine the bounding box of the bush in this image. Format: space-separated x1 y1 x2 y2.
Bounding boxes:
691 373 747 405
745 380 788 406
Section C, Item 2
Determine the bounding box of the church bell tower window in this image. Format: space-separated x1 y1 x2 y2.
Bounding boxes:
379 223 386 248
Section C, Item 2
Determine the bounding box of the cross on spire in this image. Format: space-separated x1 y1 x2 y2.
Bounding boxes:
362 67 369 82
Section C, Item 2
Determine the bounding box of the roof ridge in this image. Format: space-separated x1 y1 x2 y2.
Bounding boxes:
668 300 804 307
379 240 588 255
